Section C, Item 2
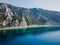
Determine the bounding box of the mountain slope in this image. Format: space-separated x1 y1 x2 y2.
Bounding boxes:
0 3 60 28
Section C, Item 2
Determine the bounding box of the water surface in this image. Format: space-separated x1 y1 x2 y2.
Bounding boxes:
0 27 60 45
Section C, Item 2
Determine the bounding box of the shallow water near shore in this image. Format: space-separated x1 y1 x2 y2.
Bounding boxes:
0 26 60 45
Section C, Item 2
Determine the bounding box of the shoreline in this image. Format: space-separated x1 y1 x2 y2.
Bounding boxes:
0 25 60 30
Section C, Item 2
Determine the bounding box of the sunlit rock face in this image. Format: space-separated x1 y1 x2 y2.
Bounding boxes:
0 3 60 28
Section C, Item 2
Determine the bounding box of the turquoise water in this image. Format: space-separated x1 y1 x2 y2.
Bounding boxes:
0 27 60 45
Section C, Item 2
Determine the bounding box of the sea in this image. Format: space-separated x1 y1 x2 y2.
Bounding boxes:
0 26 60 45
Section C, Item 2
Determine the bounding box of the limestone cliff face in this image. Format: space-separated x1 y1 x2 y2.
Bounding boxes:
19 16 27 27
0 3 60 28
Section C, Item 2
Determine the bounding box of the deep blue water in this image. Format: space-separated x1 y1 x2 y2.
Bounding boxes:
0 27 60 45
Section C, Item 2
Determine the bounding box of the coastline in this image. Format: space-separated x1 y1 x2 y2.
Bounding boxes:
0 25 60 30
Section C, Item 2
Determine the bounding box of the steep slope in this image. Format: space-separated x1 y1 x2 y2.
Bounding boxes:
0 3 60 28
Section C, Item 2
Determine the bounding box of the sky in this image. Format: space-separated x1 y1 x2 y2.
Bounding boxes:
0 0 60 11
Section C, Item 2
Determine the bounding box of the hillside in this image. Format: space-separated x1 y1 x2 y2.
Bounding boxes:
0 3 60 28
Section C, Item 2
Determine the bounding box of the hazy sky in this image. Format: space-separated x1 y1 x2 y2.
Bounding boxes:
0 0 60 11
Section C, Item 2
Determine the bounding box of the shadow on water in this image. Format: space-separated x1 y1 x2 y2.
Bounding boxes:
0 26 60 41
0 29 26 41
